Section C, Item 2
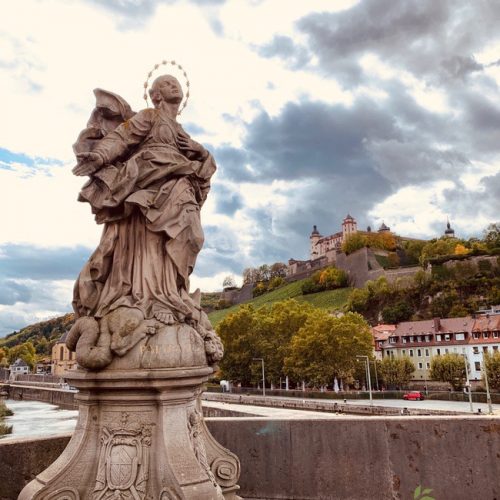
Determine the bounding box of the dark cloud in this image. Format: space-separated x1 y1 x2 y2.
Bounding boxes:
212 184 243 216
257 35 311 68
0 280 31 305
258 0 500 87
0 244 92 280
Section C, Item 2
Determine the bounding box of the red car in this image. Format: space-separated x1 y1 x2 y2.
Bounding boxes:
403 391 424 401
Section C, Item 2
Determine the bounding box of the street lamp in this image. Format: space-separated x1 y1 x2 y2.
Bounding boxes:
462 353 474 413
481 353 493 415
356 355 372 406
252 358 265 397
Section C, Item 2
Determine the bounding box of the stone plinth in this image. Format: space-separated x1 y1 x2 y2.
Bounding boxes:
18 367 240 499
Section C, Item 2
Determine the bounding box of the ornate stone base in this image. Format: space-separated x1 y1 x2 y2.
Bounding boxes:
19 367 241 500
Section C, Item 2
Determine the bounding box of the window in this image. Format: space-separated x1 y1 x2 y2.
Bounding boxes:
416 336 421 342
417 349 422 357
59 346 64 360
426 362 430 369
425 349 429 357
409 336 414 342
493 332 499 339
418 362 423 369
436 334 442 341
493 346 499 352
483 346 488 353
389 337 396 344
456 333 465 341
436 349 441 355
473 346 479 354
483 332 489 339
402 350 406 356
445 349 449 354
409 350 414 357
69 351 73 361
473 332 480 339
402 337 407 344
475 362 481 371
444 334 451 341
425 335 430 342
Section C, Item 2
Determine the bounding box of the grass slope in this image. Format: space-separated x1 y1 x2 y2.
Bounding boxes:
208 278 351 327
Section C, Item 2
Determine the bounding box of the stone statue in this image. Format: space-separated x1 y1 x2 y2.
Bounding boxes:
67 73 223 371
19 65 241 500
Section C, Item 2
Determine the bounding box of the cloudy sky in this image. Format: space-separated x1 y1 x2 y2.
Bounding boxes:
1 0 499 337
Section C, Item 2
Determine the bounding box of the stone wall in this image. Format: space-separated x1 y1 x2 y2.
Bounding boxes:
1 417 499 500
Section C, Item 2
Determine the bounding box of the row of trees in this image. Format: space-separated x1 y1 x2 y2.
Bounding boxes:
242 262 287 285
217 299 373 388
301 266 349 295
0 342 37 370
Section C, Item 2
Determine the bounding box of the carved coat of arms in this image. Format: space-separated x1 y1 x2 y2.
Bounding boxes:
93 423 152 500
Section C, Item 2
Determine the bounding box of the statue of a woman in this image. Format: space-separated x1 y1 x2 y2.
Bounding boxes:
67 74 223 370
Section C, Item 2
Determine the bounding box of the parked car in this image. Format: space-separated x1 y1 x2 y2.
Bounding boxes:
403 391 424 401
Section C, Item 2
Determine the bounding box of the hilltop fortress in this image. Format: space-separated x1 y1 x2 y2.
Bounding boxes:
287 214 454 286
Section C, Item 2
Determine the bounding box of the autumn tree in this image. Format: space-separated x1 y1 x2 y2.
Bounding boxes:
222 275 237 289
216 305 257 385
7 341 36 370
284 312 373 388
430 353 466 390
484 351 500 391
378 356 415 389
342 233 367 255
483 223 500 250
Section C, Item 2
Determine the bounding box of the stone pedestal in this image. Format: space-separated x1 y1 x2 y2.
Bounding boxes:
19 365 241 499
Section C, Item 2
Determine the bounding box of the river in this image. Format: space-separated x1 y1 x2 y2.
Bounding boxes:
0 399 77 441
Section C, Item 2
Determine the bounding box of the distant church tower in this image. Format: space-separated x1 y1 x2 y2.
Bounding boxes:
444 219 455 238
378 221 391 233
342 214 357 240
310 225 321 260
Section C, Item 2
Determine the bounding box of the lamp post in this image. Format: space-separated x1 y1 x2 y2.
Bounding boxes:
481 353 493 415
356 355 372 405
462 353 474 413
252 358 265 397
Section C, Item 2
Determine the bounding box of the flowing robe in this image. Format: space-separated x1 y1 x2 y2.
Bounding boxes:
73 108 216 325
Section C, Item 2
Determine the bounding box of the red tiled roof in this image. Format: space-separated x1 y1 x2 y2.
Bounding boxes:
393 317 473 336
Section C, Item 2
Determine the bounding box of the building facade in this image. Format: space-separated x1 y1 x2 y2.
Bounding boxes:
378 313 500 383
51 331 78 376
9 358 30 375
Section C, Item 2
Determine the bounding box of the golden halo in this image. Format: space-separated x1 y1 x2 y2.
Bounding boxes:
143 60 190 115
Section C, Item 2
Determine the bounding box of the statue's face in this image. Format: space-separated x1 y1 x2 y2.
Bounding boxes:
150 75 183 108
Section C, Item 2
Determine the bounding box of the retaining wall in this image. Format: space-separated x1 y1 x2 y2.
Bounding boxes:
0 416 499 499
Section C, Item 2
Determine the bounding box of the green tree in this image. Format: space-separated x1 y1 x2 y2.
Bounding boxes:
217 305 258 385
484 351 500 391
255 300 315 385
420 238 459 263
378 356 415 389
7 341 36 370
222 275 236 289
284 312 372 388
342 233 367 255
381 302 413 324
430 353 466 390
318 267 349 289
483 223 500 250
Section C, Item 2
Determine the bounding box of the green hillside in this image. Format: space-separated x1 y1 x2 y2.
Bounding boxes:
0 313 75 356
208 279 352 327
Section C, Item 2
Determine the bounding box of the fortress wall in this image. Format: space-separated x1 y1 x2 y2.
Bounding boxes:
1 417 499 500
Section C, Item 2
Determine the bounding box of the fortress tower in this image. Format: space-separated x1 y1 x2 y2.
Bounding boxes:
310 225 322 260
342 214 358 240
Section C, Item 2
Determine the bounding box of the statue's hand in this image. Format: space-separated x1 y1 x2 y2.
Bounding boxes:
177 132 208 161
73 152 104 176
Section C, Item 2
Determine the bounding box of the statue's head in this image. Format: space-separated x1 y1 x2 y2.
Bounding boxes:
149 74 183 109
